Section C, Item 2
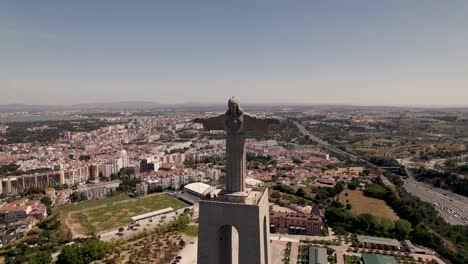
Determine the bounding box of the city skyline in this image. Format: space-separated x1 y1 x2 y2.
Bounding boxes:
1 1 468 106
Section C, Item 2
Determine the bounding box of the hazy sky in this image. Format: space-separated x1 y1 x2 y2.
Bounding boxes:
1 1 467 106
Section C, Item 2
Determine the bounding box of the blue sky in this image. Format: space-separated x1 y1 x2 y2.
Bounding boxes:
1 1 467 106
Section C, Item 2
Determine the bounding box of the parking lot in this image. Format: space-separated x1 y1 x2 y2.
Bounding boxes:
99 206 196 241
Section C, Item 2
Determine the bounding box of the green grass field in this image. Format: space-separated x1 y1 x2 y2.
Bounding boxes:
72 193 188 233
57 193 131 212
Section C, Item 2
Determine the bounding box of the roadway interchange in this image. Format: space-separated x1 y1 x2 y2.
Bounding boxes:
295 121 396 173
294 121 468 226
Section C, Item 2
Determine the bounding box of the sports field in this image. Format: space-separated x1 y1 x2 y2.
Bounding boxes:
58 193 131 212
339 190 399 220
70 193 188 234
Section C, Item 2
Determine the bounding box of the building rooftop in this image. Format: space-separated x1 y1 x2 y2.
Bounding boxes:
403 240 416 250
131 207 174 222
245 177 264 187
309 247 327 264
184 182 213 196
357 235 400 248
202 187 268 205
362 254 397 264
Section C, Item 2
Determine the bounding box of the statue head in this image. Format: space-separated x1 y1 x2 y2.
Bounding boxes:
226 97 244 116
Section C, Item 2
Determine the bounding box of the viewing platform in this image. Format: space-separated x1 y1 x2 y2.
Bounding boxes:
201 187 268 205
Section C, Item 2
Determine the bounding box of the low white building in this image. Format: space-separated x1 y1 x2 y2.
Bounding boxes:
131 207 174 223
245 177 264 188
184 182 214 197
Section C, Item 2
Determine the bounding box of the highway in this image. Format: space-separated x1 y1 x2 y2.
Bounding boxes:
295 121 393 173
403 179 468 225
295 121 468 226
294 122 359 161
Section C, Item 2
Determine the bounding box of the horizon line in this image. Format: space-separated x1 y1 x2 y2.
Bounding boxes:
1 100 468 109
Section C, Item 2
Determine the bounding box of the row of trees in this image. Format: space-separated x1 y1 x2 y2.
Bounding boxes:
325 203 411 240
368 156 400 167
445 159 468 175
57 239 114 264
272 182 346 205
108 167 142 193
368 156 406 176
0 163 24 177
411 167 468 197
2 214 71 264
383 173 468 264
362 184 388 199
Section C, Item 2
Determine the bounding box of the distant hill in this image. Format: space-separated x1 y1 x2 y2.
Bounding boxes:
0 104 62 112
0 101 167 112
71 101 166 110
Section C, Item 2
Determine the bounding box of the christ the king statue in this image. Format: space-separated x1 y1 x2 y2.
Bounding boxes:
194 97 280 194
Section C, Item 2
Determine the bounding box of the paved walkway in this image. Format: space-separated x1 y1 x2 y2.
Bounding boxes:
330 245 351 264
179 237 198 264
410 253 445 264
270 228 337 242
290 243 299 264
271 241 287 264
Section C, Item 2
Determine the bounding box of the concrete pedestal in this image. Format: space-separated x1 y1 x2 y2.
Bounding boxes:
197 188 271 264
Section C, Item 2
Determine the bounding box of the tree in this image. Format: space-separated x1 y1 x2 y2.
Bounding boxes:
271 191 281 199
445 159 458 168
70 192 81 202
394 219 411 240
378 217 394 232
30 251 52 264
79 155 91 161
292 158 303 164
58 245 81 264
325 207 353 225
295 188 306 197
179 239 186 248
57 239 113 264
363 184 388 199
357 214 375 230
40 196 52 207
347 179 360 190
330 200 343 208
184 159 196 168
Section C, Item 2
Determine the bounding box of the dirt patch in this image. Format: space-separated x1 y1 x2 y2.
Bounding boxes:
62 212 89 238
339 189 399 220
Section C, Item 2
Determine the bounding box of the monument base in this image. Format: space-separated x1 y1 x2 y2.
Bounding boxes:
224 187 251 203
197 188 271 264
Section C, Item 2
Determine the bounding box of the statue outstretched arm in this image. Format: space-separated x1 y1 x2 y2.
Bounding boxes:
192 114 225 131
244 114 282 132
